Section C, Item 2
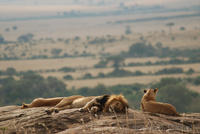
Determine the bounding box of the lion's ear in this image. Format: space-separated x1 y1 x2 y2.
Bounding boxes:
154 88 158 93
144 90 147 93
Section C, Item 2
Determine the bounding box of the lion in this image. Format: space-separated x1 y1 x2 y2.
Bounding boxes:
21 94 129 115
141 88 180 116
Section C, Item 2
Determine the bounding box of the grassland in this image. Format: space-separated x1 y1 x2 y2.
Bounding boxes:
0 8 200 93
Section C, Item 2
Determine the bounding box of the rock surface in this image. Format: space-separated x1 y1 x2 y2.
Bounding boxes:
0 106 200 134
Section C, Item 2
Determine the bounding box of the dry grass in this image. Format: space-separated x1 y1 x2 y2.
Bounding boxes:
0 10 200 92
187 84 200 93
124 63 200 73
0 57 98 71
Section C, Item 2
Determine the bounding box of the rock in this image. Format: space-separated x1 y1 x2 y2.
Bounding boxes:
0 106 199 134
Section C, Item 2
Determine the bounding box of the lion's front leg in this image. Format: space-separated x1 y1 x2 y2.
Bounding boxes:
79 97 97 112
45 108 55 115
46 105 72 115
79 96 105 112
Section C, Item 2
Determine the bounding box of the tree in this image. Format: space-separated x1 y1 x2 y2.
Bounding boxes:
0 72 68 106
106 56 125 69
17 33 34 43
12 26 18 30
0 34 5 44
128 42 155 57
51 48 62 57
186 68 194 75
5 28 10 32
63 75 73 80
194 76 200 85
151 78 197 112
5 68 17 76
74 36 80 41
82 73 93 79
179 26 185 31
98 72 105 78
125 25 132 35
166 22 175 35
58 67 75 72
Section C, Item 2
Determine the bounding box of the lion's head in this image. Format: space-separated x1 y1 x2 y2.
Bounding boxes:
143 88 158 101
103 94 129 113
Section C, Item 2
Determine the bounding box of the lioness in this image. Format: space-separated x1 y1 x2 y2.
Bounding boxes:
21 94 129 114
141 88 180 116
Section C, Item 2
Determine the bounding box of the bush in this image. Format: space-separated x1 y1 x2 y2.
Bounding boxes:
63 75 73 80
5 68 17 76
128 42 155 57
51 48 62 57
0 72 68 106
0 34 5 44
194 76 200 85
106 68 133 77
82 73 93 79
186 68 194 75
151 78 199 112
17 33 34 43
98 72 105 78
155 67 183 75
58 67 75 72
125 25 132 35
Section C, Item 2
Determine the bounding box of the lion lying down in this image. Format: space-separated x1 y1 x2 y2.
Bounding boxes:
21 94 129 114
141 88 180 116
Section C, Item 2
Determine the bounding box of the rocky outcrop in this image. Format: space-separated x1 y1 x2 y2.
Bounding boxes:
0 106 200 134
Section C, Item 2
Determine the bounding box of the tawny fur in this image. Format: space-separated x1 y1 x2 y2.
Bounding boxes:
80 94 129 113
21 96 83 109
141 88 180 116
21 94 129 114
104 94 129 113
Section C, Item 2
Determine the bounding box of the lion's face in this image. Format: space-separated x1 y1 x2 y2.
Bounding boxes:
143 88 158 100
109 100 127 113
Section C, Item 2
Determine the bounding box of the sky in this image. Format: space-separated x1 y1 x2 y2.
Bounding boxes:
0 0 199 17
0 0 199 7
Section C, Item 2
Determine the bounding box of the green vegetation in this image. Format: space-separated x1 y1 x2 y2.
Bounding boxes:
0 71 68 106
58 67 75 72
125 25 132 35
88 36 117 44
0 71 199 112
186 76 200 85
166 22 175 34
80 67 193 80
152 78 200 112
155 67 183 75
0 68 17 76
63 75 73 80
180 26 186 31
0 34 5 44
17 33 34 43
124 42 200 58
0 31 200 60
95 56 125 68
51 48 62 57
95 57 200 69
128 57 200 67
73 78 200 112
127 42 156 57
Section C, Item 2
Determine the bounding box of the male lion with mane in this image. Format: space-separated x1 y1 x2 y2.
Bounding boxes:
21 94 129 114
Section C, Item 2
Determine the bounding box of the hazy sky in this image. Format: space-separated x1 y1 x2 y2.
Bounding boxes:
0 0 199 7
0 0 199 16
